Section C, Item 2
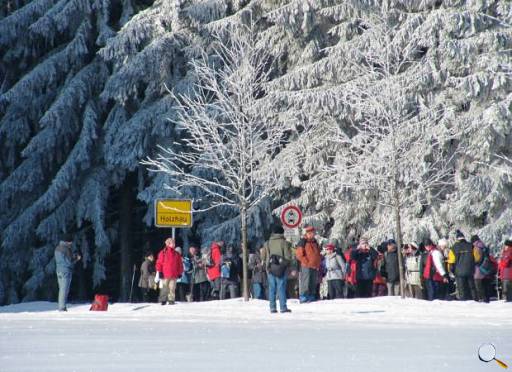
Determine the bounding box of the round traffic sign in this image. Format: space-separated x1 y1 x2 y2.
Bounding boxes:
281 205 302 229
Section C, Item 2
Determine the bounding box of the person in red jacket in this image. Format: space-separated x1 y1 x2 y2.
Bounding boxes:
344 245 358 299
155 238 183 305
206 241 224 300
499 240 512 302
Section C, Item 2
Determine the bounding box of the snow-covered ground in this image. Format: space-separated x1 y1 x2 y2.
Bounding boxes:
1 298 511 372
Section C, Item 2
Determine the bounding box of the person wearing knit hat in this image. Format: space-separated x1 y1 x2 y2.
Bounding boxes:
324 243 346 299
499 240 512 302
447 231 477 301
296 226 321 303
350 237 378 298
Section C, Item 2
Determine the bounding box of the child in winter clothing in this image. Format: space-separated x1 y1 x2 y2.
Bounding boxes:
324 243 346 299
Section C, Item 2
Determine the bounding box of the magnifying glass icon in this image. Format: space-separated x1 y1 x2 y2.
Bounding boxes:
478 343 508 369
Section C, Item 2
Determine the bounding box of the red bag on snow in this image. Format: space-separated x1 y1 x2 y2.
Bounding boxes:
90 294 109 311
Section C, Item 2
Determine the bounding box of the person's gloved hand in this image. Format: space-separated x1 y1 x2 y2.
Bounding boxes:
154 272 160 283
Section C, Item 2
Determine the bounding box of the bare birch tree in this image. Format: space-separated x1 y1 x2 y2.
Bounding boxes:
318 13 459 298
143 20 289 301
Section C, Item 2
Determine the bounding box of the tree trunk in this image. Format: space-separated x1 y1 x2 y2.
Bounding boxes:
392 189 406 299
240 203 249 301
119 178 133 302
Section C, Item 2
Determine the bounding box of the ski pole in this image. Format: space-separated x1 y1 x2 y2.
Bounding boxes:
129 264 136 303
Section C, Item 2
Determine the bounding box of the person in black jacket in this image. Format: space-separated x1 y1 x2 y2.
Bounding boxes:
447 230 477 301
384 240 400 296
351 238 378 298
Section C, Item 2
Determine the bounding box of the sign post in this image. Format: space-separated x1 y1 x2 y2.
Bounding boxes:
154 200 193 239
280 205 302 243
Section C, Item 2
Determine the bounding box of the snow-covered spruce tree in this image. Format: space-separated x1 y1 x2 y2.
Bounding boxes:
0 0 119 304
143 20 292 301
319 13 463 297
265 0 512 249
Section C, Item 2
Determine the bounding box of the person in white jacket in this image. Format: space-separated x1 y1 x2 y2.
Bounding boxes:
404 243 423 299
324 243 347 299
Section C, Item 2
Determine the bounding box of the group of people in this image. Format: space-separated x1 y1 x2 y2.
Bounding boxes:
54 227 512 312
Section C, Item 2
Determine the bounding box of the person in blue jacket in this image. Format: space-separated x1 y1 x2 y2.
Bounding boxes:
54 234 81 311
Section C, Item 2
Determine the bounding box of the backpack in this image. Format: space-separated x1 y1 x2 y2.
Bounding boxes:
221 260 231 278
479 248 497 276
268 254 289 277
90 294 109 311
204 249 214 268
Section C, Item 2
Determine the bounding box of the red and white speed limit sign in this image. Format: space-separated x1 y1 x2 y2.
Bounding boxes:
280 205 302 229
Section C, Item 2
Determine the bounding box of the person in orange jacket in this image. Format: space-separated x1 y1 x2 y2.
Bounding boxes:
296 226 321 303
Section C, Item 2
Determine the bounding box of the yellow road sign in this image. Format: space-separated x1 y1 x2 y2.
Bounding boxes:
155 199 193 228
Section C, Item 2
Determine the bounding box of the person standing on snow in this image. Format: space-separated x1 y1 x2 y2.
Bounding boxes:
175 247 191 302
219 245 241 300
138 250 156 302
54 234 81 311
384 239 400 296
248 247 267 300
499 240 512 302
189 246 210 302
404 243 423 299
447 230 477 301
296 226 322 303
351 238 378 298
155 238 183 305
324 243 346 299
422 239 448 301
206 241 223 300
262 225 293 313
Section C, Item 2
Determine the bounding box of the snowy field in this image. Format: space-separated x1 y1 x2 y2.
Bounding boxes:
1 298 511 372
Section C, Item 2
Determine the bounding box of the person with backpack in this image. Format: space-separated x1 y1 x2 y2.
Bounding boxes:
423 239 449 301
155 238 183 305
324 243 346 299
54 234 81 311
189 246 210 302
447 230 478 301
351 238 378 298
498 240 512 302
138 250 156 303
220 245 241 300
471 235 494 303
404 243 423 299
296 226 322 303
262 225 293 313
384 239 400 296
248 248 267 300
206 241 223 300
